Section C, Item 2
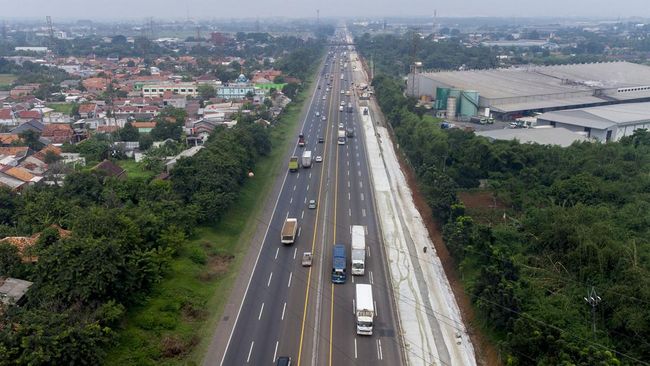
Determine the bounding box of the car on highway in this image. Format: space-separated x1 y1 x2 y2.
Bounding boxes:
318 137 324 143
315 155 323 162
340 90 345 94
322 96 326 100
338 123 344 129
308 199 317 209
276 356 292 366
302 252 313 267
322 115 327 121
315 111 320 117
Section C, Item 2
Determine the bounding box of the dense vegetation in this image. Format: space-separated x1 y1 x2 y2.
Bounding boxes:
370 73 650 365
355 32 498 76
0 123 270 365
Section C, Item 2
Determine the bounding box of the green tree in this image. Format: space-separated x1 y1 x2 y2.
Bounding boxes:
197 84 216 100
117 122 140 141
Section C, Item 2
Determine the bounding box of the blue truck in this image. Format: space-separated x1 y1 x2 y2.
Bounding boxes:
331 244 347 284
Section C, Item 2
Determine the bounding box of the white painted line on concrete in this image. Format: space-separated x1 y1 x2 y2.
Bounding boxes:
359 181 363 189
367 246 370 257
354 338 358 359
351 275 354 283
267 272 273 287
304 197 307 204
258 302 265 320
306 184 309 191
246 341 254 363
293 248 297 259
273 341 279 363
301 210 304 219
290 197 293 204
361 193 364 201
349 208 352 217
275 247 280 260
309 173 312 179
293 185 296 191
347 181 350 188
370 270 374 285
348 192 351 200
281 302 286 320
298 227 302 237
358 171 361 177
374 300 378 317
362 208 366 217
287 272 293 287
297 173 300 179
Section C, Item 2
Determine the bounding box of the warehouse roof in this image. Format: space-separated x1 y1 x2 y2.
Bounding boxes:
477 127 589 147
419 61 650 100
538 102 650 129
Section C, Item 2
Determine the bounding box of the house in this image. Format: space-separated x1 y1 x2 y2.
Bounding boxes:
0 108 15 125
78 103 98 118
92 159 127 179
0 170 26 191
0 147 30 165
10 120 45 134
132 121 156 133
163 94 187 109
0 134 20 146
41 124 74 145
9 84 40 98
82 77 109 93
0 277 33 305
0 225 71 264
16 110 42 123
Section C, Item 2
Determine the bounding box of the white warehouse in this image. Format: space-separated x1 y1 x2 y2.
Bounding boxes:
536 102 650 142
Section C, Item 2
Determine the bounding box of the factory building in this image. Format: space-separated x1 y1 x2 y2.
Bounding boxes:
536 102 650 142
407 61 650 120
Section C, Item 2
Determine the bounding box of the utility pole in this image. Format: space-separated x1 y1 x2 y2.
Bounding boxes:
584 286 602 336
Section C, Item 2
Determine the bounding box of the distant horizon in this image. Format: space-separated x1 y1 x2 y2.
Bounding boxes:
2 0 650 22
2 15 649 24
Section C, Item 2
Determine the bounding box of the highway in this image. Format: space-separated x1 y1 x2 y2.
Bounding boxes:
217 29 403 366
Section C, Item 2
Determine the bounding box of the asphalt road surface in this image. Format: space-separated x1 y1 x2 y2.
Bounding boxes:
217 31 403 366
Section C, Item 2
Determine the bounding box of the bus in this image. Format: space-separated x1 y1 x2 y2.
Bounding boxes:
331 244 347 284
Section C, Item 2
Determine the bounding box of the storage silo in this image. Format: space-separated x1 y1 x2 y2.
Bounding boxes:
459 90 479 117
435 87 449 110
446 97 457 119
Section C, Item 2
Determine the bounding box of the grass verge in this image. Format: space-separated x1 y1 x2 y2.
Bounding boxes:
105 66 319 365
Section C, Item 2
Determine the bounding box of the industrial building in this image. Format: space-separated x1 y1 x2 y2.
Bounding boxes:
407 61 650 120
477 127 589 147
535 102 650 142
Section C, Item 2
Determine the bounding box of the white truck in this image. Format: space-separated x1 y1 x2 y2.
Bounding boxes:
351 225 366 275
355 284 375 335
301 150 312 168
281 218 298 245
337 130 346 145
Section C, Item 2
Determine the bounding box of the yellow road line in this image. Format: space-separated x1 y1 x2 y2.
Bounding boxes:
329 59 342 366
297 58 335 366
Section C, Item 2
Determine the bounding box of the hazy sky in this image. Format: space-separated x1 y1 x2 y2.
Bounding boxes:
4 0 650 20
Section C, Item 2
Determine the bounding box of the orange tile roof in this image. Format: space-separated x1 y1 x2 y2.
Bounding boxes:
0 146 28 156
4 166 35 182
0 134 20 145
132 122 156 128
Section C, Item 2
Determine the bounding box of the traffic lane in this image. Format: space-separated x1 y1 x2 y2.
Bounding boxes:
313 70 346 366
223 59 331 364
